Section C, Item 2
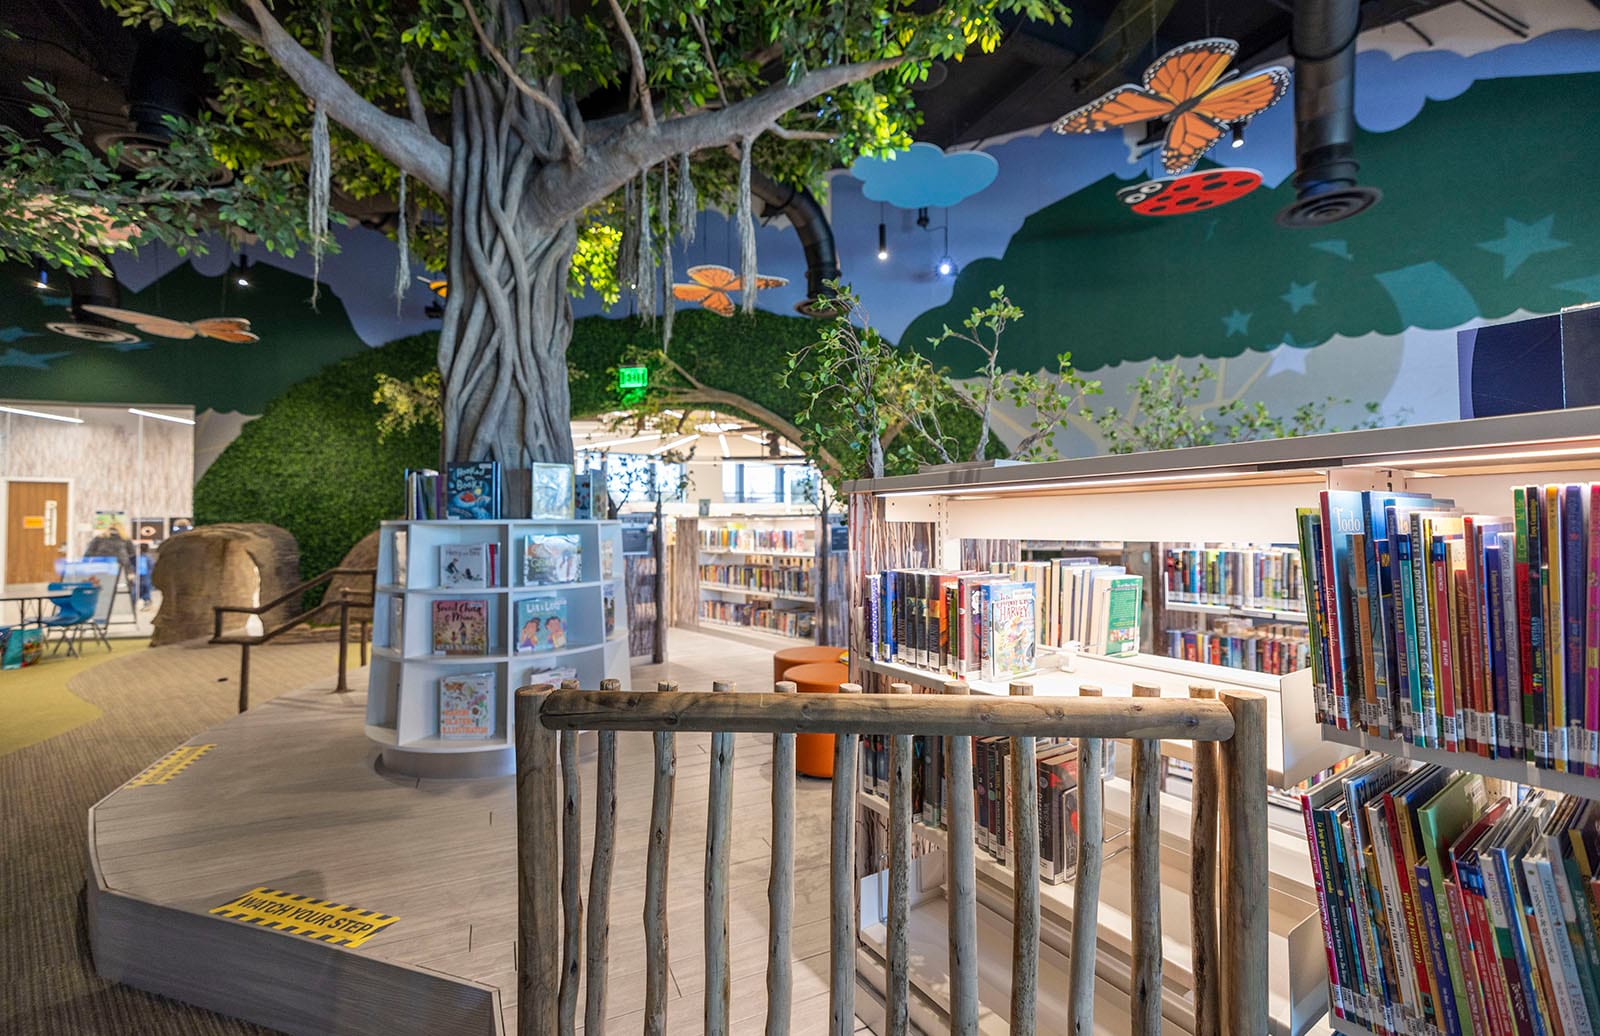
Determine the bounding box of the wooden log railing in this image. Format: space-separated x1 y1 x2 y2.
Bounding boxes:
514 682 1270 1036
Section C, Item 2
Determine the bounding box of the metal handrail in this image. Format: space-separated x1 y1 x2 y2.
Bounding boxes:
210 567 376 712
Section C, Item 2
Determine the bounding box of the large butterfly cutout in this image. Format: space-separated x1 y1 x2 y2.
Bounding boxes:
81 305 260 343
1052 38 1289 176
670 265 788 318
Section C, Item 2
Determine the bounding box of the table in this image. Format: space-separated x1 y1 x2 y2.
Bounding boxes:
0 589 72 628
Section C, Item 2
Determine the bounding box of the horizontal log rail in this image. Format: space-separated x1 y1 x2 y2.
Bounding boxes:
515 681 1268 1036
531 689 1236 741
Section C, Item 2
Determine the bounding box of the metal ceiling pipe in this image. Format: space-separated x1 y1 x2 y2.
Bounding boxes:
748 169 840 317
1277 0 1382 227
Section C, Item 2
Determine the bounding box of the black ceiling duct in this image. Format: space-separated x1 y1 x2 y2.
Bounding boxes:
1277 0 1383 227
748 169 841 318
97 29 217 177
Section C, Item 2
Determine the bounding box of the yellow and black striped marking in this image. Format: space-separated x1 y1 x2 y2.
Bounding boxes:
209 887 399 948
124 744 216 787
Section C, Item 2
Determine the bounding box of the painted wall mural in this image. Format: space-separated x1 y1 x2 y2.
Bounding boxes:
1 19 1598 466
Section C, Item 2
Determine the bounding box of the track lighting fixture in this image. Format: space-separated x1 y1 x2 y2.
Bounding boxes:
877 222 889 262
1231 120 1247 149
231 253 253 288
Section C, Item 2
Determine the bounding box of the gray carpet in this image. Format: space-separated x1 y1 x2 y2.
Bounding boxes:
1 640 346 1036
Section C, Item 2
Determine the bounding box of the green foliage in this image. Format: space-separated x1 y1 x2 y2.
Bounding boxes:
0 79 311 274
925 284 1101 462
373 370 443 441
1088 361 1388 454
786 281 1000 482
195 334 440 583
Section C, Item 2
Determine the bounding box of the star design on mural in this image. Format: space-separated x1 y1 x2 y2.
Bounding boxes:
0 347 72 369
1477 215 1569 278
1221 309 1252 337
1281 280 1318 314
1554 273 1600 301
1265 333 1310 377
1311 239 1353 261
0 326 40 343
98 339 151 352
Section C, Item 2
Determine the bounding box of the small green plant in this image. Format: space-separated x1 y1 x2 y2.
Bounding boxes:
373 371 442 442
1089 361 1389 454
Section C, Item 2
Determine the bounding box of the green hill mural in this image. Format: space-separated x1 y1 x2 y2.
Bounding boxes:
906 71 1600 376
0 260 370 413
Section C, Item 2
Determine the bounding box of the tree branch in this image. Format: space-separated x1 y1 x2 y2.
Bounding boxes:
770 126 835 141
460 0 583 160
538 57 905 225
606 0 656 129
398 63 435 139
220 0 450 197
689 12 730 110
658 355 841 479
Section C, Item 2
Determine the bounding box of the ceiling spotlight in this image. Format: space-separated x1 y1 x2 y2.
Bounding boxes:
231 253 253 288
877 222 889 262
937 255 956 277
424 300 445 320
1231 120 1247 149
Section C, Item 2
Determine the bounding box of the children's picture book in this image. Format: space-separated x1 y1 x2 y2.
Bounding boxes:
523 533 582 585
529 463 576 519
574 471 599 519
438 672 495 739
405 468 439 520
600 537 617 581
1098 574 1143 657
389 597 404 651
392 530 409 586
983 581 1037 681
433 599 489 655
603 584 617 637
446 461 501 520
516 597 570 653
524 665 578 688
440 543 495 588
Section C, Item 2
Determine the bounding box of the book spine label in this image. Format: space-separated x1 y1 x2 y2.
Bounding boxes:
1414 520 1439 749
1304 796 1348 1019
1563 488 1589 774
1417 861 1465 1036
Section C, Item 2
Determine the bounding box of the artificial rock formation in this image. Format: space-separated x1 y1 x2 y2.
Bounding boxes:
326 529 380 622
150 523 301 646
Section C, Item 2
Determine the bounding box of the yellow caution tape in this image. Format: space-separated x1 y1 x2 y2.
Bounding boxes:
209 887 399 948
124 744 215 787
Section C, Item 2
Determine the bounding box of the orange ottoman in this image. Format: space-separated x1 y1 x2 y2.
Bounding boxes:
783 661 849 779
773 644 847 686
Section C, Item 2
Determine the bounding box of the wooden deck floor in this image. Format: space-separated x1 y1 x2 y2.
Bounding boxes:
87 628 852 1036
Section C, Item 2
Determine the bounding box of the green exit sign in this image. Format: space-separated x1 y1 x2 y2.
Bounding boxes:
618 366 649 391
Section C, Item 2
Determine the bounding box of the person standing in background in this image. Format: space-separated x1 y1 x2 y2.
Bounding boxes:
136 543 154 610
84 524 136 578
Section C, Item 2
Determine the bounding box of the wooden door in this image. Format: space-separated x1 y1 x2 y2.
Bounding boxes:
6 481 69 585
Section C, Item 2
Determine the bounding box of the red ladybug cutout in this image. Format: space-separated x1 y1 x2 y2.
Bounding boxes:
1116 168 1263 216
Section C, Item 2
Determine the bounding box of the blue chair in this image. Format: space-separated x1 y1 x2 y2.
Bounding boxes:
42 582 100 657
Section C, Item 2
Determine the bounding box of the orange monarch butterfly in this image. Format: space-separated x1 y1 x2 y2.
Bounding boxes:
80 305 260 343
1052 38 1289 176
670 264 788 318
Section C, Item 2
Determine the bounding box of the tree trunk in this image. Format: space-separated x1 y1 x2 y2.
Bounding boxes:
438 72 577 467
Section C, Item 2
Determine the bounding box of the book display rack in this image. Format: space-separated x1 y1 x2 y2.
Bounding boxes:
366 518 629 778
695 514 821 642
844 405 1600 1036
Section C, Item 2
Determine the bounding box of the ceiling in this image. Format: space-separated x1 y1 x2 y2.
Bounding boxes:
1 0 1453 218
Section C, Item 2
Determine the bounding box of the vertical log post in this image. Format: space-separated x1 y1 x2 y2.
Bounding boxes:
1130 682 1163 1036
557 679 583 1035
585 677 622 1036
1219 690 1268 1036
644 680 678 1036
1010 680 1040 1036
705 679 736 1036
237 643 250 713
516 685 560 1036
887 681 914 1036
1069 684 1105 1036
830 682 862 1036
336 594 351 692
767 680 798 1036
1188 685 1221 1036
944 680 980 1036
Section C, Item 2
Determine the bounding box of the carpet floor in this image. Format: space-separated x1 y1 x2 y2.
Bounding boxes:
2 639 346 1036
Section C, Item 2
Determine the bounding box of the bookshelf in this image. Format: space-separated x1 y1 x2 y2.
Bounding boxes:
845 404 1600 1036
366 518 630 778
695 514 819 642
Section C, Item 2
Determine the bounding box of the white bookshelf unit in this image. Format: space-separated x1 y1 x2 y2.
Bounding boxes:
845 404 1600 1036
695 514 819 642
367 518 630 778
